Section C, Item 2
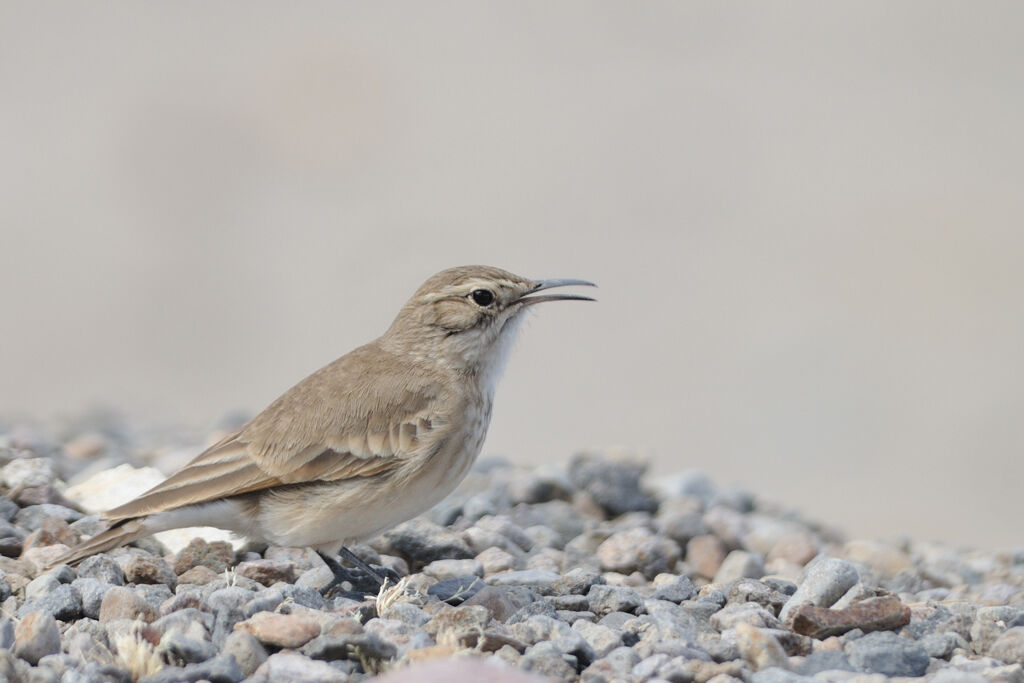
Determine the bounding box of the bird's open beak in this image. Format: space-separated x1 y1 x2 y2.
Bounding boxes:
516 278 597 306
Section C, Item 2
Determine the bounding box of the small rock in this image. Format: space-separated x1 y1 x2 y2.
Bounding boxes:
15 504 83 529
221 630 268 677
14 610 62 665
124 554 177 589
652 574 697 603
423 558 484 580
426 576 485 604
174 538 235 575
234 611 321 649
735 622 789 671
842 540 913 580
990 627 1024 666
588 584 643 617
99 587 159 623
789 594 911 639
845 630 930 677
2 458 56 489
476 546 522 575
568 452 658 516
779 557 860 623
382 519 474 568
711 603 782 630
234 559 296 586
597 527 681 579
250 652 350 681
18 583 82 621
177 565 220 585
687 535 728 578
462 585 537 622
77 554 126 585
714 550 765 584
160 631 218 665
573 619 623 657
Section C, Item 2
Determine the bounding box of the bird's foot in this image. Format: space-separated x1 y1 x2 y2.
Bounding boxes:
318 549 401 598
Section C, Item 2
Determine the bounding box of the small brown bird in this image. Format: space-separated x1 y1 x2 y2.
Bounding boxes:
57 266 594 587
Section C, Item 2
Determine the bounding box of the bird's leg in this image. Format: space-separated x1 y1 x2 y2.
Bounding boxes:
317 548 399 596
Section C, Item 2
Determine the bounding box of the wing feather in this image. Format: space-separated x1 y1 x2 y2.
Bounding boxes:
102 343 453 522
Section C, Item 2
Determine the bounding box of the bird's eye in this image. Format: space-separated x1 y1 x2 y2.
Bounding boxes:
470 289 495 307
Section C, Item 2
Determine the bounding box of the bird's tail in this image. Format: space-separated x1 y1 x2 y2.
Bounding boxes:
50 518 149 568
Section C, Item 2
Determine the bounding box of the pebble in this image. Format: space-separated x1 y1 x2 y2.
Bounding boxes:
1 421 1022 682
234 611 322 648
779 557 860 623
844 630 931 676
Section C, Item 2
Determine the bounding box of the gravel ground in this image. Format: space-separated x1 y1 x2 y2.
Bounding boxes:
0 416 1022 683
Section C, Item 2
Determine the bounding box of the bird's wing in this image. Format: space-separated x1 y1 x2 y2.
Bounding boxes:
103 344 453 522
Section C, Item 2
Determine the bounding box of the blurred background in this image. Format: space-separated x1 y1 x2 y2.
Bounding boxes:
2 3 1022 549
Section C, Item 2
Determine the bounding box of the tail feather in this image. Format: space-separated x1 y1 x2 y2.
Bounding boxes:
51 519 149 568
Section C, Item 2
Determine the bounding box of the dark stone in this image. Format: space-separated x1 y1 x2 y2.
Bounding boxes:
382 519 473 568
17 583 82 621
426 576 485 605
462 585 538 622
14 504 83 529
161 632 218 665
652 575 696 603
568 453 658 516
301 632 397 663
506 599 560 624
77 554 126 585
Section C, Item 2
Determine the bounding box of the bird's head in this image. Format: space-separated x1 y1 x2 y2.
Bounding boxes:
384 265 596 378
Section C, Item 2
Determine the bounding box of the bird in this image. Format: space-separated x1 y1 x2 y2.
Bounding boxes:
55 265 595 590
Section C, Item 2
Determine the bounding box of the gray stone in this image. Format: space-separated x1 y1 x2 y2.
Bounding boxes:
652 574 697 603
506 598 559 624
568 452 658 515
750 668 816 683
15 504 82 529
604 645 642 671
486 568 560 591
710 602 783 630
2 458 56 489
18 583 82 621
382 518 474 568
72 577 115 618
920 631 969 659
221 630 268 677
552 567 606 596
713 550 765 584
508 614 597 663
422 558 484 580
572 619 623 657
249 652 350 682
521 640 578 679
77 554 126 585
796 649 855 675
845 630 930 677
380 601 431 627
632 653 672 679
461 585 537 622
0 617 13 650
778 557 860 623
14 610 62 665
152 609 215 639
597 527 681 579
294 565 334 592
990 627 1024 666
587 584 643 616
139 655 244 683
160 631 218 665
